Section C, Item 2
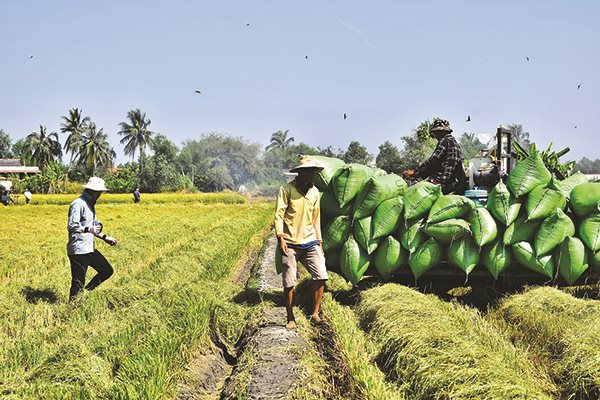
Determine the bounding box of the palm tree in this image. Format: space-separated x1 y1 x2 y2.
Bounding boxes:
265 130 294 151
24 125 62 169
77 122 116 176
117 108 155 172
60 108 91 167
507 123 531 151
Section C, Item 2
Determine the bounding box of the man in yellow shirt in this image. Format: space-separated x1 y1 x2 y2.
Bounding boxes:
275 156 328 330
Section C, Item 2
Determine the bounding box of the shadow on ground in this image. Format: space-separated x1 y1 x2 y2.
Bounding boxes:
20 286 59 304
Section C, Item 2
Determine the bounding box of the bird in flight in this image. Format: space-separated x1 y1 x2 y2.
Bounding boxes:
578 84 581 90
305 55 308 59
466 115 471 122
575 125 577 129
526 56 530 61
343 113 347 120
246 23 250 27
194 90 201 94
29 55 33 59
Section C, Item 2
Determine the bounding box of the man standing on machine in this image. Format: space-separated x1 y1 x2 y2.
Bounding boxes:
403 119 467 194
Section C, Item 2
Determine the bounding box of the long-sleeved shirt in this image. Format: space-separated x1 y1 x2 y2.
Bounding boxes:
66 191 103 255
416 133 463 187
274 181 322 245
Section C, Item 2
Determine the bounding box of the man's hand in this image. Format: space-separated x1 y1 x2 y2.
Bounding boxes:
104 236 118 246
87 225 102 235
402 169 416 178
278 235 289 256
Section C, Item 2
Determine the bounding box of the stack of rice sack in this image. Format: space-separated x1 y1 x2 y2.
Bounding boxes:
314 152 600 285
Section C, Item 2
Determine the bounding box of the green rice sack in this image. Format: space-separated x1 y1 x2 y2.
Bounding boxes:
312 155 345 191
403 181 442 220
525 178 566 221
448 236 480 276
507 150 552 197
556 237 589 285
486 180 521 226
422 218 471 244
534 208 575 256
579 213 600 252
570 183 600 216
353 216 380 254
559 172 588 199
591 251 600 269
372 197 404 239
427 194 473 224
504 212 541 246
512 241 555 278
482 238 513 280
373 236 407 279
397 217 428 253
353 173 407 219
409 238 443 279
325 249 341 273
340 236 370 285
322 215 352 253
469 206 498 248
331 163 373 207
320 190 352 218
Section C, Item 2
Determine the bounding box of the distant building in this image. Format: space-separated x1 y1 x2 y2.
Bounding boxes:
0 159 41 178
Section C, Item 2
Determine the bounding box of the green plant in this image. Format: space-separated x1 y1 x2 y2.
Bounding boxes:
513 141 575 180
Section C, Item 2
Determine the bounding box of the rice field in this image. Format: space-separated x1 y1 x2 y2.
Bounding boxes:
3 192 600 399
0 195 273 399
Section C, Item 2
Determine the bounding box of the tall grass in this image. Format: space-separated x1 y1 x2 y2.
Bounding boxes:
356 284 557 400
491 286 600 399
0 201 273 398
319 274 408 400
17 191 246 206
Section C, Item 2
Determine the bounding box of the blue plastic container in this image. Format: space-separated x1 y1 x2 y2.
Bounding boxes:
464 189 488 206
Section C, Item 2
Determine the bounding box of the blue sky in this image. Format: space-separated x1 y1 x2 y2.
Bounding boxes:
1 1 598 163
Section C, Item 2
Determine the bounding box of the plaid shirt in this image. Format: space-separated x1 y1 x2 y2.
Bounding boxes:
416 134 463 185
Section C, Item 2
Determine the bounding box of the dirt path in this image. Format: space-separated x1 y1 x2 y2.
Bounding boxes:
245 235 307 399
179 234 311 400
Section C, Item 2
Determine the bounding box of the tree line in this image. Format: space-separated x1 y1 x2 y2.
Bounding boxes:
0 110 596 194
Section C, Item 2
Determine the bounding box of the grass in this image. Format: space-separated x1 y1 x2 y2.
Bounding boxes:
13 191 246 206
355 283 557 400
0 200 273 399
491 286 600 399
317 273 408 400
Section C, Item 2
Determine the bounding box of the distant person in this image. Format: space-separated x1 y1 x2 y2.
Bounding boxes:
67 177 118 301
403 119 468 194
24 188 32 204
133 188 140 203
274 156 328 330
1 188 9 206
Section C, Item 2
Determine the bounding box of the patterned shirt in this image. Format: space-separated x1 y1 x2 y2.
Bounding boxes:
416 134 463 185
274 181 322 245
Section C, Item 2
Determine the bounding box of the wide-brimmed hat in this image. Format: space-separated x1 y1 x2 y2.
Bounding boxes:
83 177 109 192
430 119 453 133
289 156 324 173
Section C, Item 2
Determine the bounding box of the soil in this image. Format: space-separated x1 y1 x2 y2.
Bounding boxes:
179 234 310 400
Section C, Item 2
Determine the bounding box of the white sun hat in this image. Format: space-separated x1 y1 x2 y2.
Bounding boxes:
289 155 324 173
83 177 109 192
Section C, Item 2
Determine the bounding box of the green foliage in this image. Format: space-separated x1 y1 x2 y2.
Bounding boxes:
103 163 139 193
0 129 13 158
77 122 115 176
265 129 294 151
342 141 373 165
507 123 531 151
574 157 600 174
118 108 155 172
458 132 486 160
397 119 438 171
375 141 403 173
513 141 574 180
24 125 62 169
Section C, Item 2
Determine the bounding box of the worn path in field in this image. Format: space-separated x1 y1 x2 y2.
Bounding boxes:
241 234 308 399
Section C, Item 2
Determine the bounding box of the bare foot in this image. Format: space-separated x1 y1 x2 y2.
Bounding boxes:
286 320 296 330
309 314 321 324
